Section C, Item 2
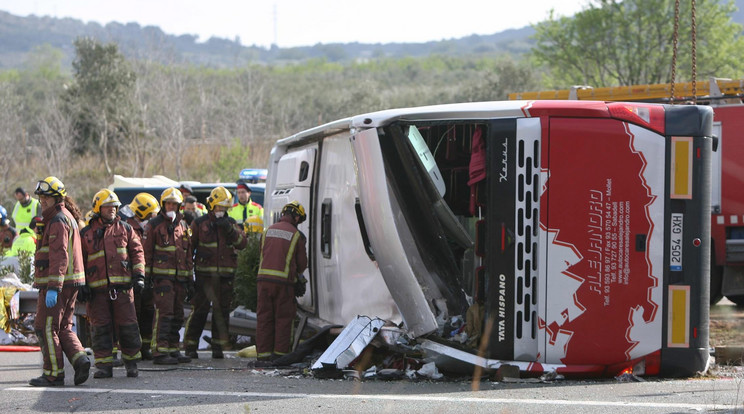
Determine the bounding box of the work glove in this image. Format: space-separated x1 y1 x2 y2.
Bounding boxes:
185 281 195 303
77 285 92 304
294 274 307 297
133 273 146 295
216 217 235 235
45 289 58 308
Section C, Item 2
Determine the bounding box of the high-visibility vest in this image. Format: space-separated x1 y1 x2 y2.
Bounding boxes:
7 230 36 257
228 199 263 224
12 198 40 231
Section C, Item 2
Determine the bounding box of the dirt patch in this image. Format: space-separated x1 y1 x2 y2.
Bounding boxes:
710 300 744 348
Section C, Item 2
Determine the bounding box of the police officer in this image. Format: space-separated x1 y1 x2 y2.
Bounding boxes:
254 201 308 367
143 187 193 365
228 180 263 226
29 176 91 387
118 192 160 360
79 189 145 378
184 186 246 359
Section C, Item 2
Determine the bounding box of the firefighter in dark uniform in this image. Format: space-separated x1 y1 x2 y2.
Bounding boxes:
143 187 193 365
118 192 160 360
184 186 247 359
79 189 145 378
254 201 308 367
29 176 91 387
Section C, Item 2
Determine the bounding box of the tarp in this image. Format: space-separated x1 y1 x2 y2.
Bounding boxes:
108 174 181 190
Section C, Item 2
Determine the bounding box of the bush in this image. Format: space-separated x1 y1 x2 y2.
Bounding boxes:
233 234 261 311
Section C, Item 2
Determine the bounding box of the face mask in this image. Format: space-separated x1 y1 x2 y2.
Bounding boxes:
165 211 176 221
214 211 225 218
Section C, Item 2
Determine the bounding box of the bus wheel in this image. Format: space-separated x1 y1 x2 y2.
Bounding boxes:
726 295 744 307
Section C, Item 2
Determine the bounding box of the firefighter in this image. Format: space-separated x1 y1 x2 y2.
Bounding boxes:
79 189 145 378
254 201 308 367
228 180 263 227
11 187 42 231
143 187 193 365
119 192 160 360
184 186 247 359
29 176 91 387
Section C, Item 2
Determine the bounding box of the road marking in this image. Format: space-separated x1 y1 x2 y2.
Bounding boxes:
5 387 741 410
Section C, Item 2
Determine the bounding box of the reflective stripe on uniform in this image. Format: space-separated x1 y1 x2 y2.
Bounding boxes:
95 356 114 365
195 265 237 273
88 250 105 261
155 245 176 252
46 316 59 377
257 230 300 279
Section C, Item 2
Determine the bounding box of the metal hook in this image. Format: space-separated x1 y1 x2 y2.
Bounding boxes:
109 289 118 301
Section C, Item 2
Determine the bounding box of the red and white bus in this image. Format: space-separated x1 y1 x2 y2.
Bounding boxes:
265 100 713 377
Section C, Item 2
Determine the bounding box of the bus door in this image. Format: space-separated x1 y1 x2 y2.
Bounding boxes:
272 146 317 310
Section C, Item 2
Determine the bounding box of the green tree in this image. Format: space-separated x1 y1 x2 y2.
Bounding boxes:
64 38 137 172
531 0 744 87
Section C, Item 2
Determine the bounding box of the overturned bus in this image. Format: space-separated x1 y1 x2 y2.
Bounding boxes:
264 100 713 377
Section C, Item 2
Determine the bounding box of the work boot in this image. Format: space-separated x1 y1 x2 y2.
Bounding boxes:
93 366 113 379
124 361 138 378
112 352 124 367
252 359 273 368
184 349 199 359
73 355 91 385
170 350 191 363
211 345 224 359
153 354 179 365
141 348 153 361
29 375 64 387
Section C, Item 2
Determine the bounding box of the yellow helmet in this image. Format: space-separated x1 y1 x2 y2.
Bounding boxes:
130 192 160 220
281 201 306 224
160 187 184 207
35 176 67 198
83 210 96 226
206 186 233 210
244 215 264 233
91 189 122 214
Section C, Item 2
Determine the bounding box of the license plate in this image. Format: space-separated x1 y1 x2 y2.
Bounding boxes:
670 213 683 271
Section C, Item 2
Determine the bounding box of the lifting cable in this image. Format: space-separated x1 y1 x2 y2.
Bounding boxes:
670 0 698 104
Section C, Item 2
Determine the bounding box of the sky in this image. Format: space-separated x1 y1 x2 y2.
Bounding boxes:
0 0 588 48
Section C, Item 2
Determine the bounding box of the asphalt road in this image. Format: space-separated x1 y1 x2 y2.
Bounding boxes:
2 350 743 413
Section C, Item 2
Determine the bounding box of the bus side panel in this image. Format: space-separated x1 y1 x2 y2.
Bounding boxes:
543 118 664 366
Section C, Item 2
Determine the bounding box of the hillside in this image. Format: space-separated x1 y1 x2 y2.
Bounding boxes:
0 10 535 69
